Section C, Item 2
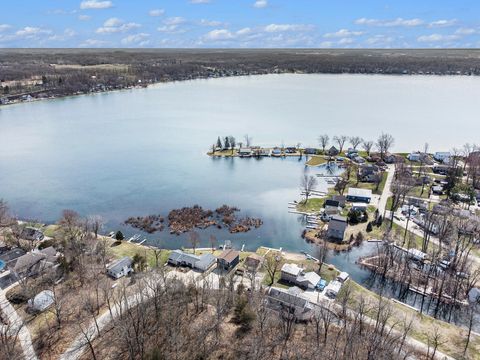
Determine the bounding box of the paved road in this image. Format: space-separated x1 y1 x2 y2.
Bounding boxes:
0 283 38 360
378 164 395 215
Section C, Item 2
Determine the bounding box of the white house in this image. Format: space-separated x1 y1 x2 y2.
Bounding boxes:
325 280 342 298
407 152 421 162
346 188 372 203
336 271 350 283
106 256 133 279
433 152 451 163
296 271 321 289
280 263 321 289
281 263 303 283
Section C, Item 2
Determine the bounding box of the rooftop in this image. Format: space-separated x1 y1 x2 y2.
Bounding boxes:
218 249 240 263
347 187 372 198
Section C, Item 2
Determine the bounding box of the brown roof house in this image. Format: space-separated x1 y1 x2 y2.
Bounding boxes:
11 247 58 278
217 249 240 271
244 254 264 272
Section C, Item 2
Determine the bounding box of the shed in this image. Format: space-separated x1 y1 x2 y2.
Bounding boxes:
337 272 350 283
325 280 342 298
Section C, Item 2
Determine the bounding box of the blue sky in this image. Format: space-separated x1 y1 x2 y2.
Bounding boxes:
0 0 479 48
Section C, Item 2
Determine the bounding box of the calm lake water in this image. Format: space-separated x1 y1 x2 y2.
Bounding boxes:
1 73 480 283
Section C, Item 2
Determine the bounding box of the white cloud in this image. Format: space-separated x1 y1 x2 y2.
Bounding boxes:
204 29 234 41
324 29 363 38
365 34 394 45
428 19 457 28
157 17 187 34
338 37 354 45
80 0 113 10
264 24 314 33
199 19 223 27
15 27 52 38
236 27 252 36
0 24 11 32
253 0 268 8
355 17 424 27
164 17 186 26
79 38 108 47
78 14 91 21
121 33 150 46
149 9 165 17
417 33 460 42
455 27 477 35
190 0 211 3
320 41 333 48
96 18 140 34
48 28 76 41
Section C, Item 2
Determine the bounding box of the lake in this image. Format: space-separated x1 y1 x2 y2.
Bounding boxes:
1 74 479 271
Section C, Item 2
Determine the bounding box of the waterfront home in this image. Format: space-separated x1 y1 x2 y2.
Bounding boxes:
28 290 55 313
353 156 366 164
11 247 58 278
327 146 339 157
432 165 449 175
346 188 372 203
408 248 427 262
304 148 318 155
106 256 133 279
358 164 381 182
238 148 253 157
167 250 216 272
244 253 264 271
285 147 297 154
383 153 397 164
281 263 321 289
346 149 358 159
21 227 45 242
434 152 451 163
256 148 271 157
271 148 282 157
336 272 350 283
281 263 303 283
217 249 240 271
351 203 367 212
407 152 422 162
265 286 315 321
325 280 342 298
327 215 347 240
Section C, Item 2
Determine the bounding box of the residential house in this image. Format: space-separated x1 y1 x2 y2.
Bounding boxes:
28 290 55 312
238 148 253 157
407 152 421 162
331 195 346 208
280 263 302 283
327 146 339 156
354 156 366 164
383 153 397 164
325 280 342 298
11 247 58 278
21 227 45 242
432 165 449 175
324 199 340 217
327 215 348 240
280 263 321 289
217 249 240 271
106 256 133 279
346 188 372 203
271 148 282 157
244 254 264 272
304 148 318 155
434 152 451 163
167 250 216 272
358 164 381 182
432 185 443 195
265 287 315 321
336 272 350 283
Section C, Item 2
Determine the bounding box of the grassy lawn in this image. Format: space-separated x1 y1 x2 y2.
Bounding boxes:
367 219 432 251
345 171 388 195
42 224 60 238
306 155 328 166
296 198 325 212
344 281 480 359
408 185 431 199
108 239 171 268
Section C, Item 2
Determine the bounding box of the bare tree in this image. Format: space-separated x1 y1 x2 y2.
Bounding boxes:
318 134 329 153
350 136 363 150
0 199 10 226
376 133 395 159
301 174 318 203
264 252 282 286
362 140 374 156
189 230 200 254
333 135 348 153
209 234 217 253
88 215 104 239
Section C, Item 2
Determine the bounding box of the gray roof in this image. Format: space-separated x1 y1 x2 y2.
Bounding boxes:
107 256 132 273
267 287 311 309
196 253 216 269
168 250 200 264
347 188 372 198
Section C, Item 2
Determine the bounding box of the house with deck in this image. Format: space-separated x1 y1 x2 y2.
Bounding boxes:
107 256 133 279
217 249 240 271
346 188 372 203
167 250 216 272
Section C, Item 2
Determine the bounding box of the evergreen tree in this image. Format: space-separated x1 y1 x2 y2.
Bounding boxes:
115 230 124 240
366 222 373 232
216 136 222 149
224 136 230 150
